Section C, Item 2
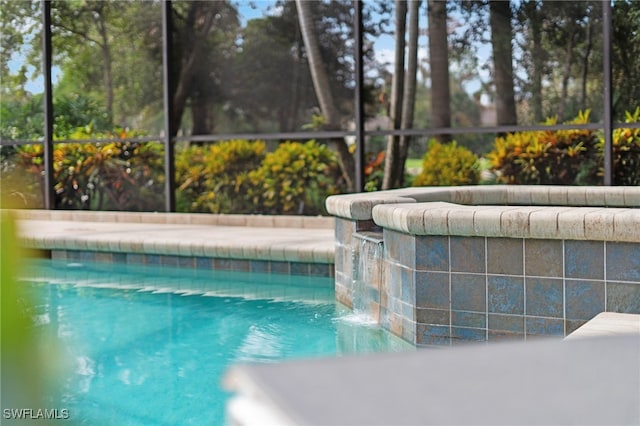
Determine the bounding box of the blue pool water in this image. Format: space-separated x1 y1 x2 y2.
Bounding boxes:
23 260 411 425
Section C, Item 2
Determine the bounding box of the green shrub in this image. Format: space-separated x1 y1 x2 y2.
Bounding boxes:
175 140 266 213
488 111 600 185
602 107 640 185
249 140 343 215
12 127 164 210
412 140 480 186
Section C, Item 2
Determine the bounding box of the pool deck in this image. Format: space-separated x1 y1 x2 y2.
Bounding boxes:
10 209 335 266
225 313 640 425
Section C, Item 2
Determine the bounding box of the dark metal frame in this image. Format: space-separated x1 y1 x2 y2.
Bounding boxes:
4 0 634 210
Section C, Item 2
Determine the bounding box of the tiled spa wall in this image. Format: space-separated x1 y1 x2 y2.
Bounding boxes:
327 187 640 346
336 218 640 346
384 232 640 346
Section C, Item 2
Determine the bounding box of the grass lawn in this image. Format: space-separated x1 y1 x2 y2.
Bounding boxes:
405 158 422 169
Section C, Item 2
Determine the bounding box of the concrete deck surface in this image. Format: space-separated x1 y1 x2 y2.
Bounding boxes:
225 335 640 426
11 211 335 264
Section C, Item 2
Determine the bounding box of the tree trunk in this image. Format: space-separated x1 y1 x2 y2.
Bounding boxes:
170 2 216 137
396 0 421 186
525 0 544 123
382 0 407 190
94 7 114 124
558 30 576 121
489 0 518 126
295 0 355 191
581 15 593 112
428 0 451 140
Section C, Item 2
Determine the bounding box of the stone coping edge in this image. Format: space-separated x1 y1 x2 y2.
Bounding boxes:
20 237 335 264
325 185 640 221
372 201 640 242
6 209 333 229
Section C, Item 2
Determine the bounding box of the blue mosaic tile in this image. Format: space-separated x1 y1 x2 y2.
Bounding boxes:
336 218 359 247
127 253 145 265
401 318 417 344
145 254 162 265
525 277 563 318
606 282 640 313
250 260 269 273
451 327 486 341
79 251 96 262
214 258 250 272
400 268 415 305
565 280 605 320
525 239 563 277
488 331 525 342
606 242 640 282
387 264 409 300
290 262 310 276
487 238 523 275
415 271 449 310
95 252 113 263
415 236 449 272
451 273 486 312
51 250 67 261
271 261 290 274
565 240 604 280
67 250 81 261
488 314 524 333
195 257 213 269
112 252 127 263
488 275 524 314
161 255 179 267
310 263 331 277
416 324 451 346
450 237 485 273
526 316 564 336
384 230 415 267
452 311 486 328
416 308 450 325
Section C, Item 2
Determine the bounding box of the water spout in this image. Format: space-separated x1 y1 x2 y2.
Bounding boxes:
352 232 384 323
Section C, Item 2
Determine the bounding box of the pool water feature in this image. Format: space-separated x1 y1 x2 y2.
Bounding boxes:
327 185 640 345
22 260 412 425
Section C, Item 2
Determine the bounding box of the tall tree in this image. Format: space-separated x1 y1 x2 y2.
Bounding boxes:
51 2 119 123
520 0 544 123
295 0 355 191
428 0 451 140
489 0 517 126
170 1 239 136
396 0 421 186
382 0 407 190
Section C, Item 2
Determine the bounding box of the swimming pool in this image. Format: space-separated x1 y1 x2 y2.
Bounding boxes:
22 260 411 425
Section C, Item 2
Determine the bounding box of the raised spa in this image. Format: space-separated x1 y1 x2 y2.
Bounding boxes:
326 185 640 345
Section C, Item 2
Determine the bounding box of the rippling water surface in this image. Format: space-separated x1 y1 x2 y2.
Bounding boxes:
23 260 411 425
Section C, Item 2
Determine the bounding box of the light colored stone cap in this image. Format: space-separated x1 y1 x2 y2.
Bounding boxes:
6 209 333 229
372 202 640 241
565 312 640 340
326 185 640 221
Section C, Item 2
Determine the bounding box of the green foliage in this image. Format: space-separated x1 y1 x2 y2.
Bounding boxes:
53 94 113 139
11 127 164 211
249 140 344 215
175 140 266 213
412 140 480 186
488 110 600 185
1 208 68 417
601 107 640 185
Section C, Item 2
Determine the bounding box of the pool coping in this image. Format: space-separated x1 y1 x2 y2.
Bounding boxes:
8 209 336 276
